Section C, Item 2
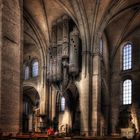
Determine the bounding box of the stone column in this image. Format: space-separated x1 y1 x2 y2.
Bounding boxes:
78 74 89 135
110 79 120 134
20 0 23 133
77 50 90 136
0 0 22 133
92 53 101 135
51 89 56 120
0 0 2 130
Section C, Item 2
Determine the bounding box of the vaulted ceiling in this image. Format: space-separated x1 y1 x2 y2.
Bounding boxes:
23 0 140 51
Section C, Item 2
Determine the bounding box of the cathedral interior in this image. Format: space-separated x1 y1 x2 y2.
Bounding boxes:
1 0 140 139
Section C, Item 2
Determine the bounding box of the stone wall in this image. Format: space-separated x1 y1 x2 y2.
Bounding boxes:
0 0 22 133
23 13 47 115
111 28 140 134
0 0 2 130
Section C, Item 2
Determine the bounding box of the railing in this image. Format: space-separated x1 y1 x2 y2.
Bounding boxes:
0 132 137 140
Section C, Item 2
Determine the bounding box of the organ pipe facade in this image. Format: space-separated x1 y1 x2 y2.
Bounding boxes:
52 24 57 82
47 15 81 86
69 27 79 76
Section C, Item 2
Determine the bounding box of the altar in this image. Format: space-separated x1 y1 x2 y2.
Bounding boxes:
121 128 135 139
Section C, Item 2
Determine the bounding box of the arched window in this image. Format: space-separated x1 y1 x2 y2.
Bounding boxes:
24 66 29 80
61 97 65 112
123 43 132 70
123 79 132 105
99 38 103 55
32 60 39 77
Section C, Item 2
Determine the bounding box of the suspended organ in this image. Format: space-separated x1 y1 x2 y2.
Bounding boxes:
47 15 80 83
69 27 79 76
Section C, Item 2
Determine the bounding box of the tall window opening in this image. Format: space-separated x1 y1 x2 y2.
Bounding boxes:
61 97 65 112
32 60 39 77
24 66 29 80
123 79 132 105
99 38 103 55
123 43 132 70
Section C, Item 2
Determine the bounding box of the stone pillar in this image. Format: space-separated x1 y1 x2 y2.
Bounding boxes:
92 53 101 135
51 89 56 120
110 79 120 134
78 73 89 135
77 50 90 136
20 0 23 133
0 0 22 133
49 86 52 119
0 0 2 130
46 82 50 116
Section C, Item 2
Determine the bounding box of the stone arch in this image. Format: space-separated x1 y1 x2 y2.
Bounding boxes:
57 83 80 134
22 86 40 133
23 10 47 87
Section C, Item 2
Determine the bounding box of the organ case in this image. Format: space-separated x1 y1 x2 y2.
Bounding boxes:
69 27 79 76
51 24 57 82
56 19 63 81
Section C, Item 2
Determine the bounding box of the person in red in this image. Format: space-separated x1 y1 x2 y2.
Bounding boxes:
47 127 54 136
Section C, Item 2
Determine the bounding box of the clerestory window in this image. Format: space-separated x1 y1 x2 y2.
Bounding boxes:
24 66 29 80
122 43 132 70
32 60 39 77
99 38 103 55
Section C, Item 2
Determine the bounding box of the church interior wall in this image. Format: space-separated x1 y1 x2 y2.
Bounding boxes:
0 0 140 138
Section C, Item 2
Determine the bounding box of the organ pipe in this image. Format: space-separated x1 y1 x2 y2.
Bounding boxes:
52 24 57 82
56 19 63 81
47 47 51 81
62 15 69 58
47 15 80 84
49 48 53 82
69 26 79 76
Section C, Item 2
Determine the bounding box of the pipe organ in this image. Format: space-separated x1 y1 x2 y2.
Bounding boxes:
46 47 50 81
52 24 57 82
47 47 53 82
62 15 69 58
56 19 63 81
47 15 81 88
69 27 79 76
